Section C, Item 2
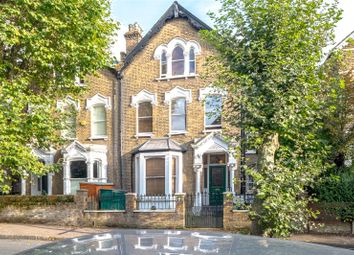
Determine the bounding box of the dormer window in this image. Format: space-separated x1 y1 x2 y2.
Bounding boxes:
189 47 196 74
172 46 185 76
154 38 201 79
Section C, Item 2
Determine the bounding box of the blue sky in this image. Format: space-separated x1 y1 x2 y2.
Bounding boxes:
110 0 354 58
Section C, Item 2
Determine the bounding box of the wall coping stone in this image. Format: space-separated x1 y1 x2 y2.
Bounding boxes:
232 210 249 213
84 210 126 213
133 209 176 213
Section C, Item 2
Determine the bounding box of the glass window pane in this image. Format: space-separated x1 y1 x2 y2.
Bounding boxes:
189 48 195 60
205 96 222 127
172 60 184 76
146 158 165 177
161 62 167 75
138 117 152 133
93 106 106 121
172 46 184 60
94 121 106 136
189 60 195 74
171 98 186 114
146 178 165 195
70 161 87 178
209 154 226 164
161 51 167 61
138 102 152 117
93 160 101 178
172 115 186 131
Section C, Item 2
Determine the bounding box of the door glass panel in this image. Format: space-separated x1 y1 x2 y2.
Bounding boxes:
209 154 226 164
211 168 224 187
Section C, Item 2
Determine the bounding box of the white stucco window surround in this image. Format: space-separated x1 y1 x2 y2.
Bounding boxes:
154 37 201 80
62 141 108 195
57 96 80 111
57 96 80 140
131 90 158 137
199 87 227 132
86 93 111 140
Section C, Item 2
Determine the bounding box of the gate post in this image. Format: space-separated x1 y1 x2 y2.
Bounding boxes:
175 193 186 228
125 193 137 213
223 192 233 230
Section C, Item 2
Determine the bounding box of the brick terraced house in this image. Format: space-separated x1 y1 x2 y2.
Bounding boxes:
14 69 119 195
12 2 259 199
116 2 253 206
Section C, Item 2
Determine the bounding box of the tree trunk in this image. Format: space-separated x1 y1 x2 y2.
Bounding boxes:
251 133 280 235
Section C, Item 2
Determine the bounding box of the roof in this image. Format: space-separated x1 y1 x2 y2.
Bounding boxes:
119 1 212 72
133 138 187 154
325 30 354 61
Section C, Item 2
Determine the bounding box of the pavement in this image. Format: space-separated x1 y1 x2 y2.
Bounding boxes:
0 223 110 241
0 223 353 250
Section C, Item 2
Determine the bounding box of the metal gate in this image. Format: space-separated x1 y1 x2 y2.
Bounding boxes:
185 192 223 228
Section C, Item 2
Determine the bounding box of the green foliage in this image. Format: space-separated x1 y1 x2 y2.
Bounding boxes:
320 49 354 170
0 0 118 192
202 0 341 237
313 169 354 222
0 195 75 210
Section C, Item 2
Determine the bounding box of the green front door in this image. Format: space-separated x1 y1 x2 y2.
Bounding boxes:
209 165 226 205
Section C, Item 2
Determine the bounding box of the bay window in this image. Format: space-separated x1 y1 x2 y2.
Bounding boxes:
146 158 165 195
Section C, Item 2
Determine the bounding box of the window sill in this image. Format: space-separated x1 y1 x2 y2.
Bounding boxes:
89 136 108 141
203 128 222 133
169 131 188 136
155 74 198 81
135 133 153 138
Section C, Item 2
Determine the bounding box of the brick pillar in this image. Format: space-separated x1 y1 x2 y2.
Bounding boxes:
223 192 233 230
175 193 185 228
75 189 88 210
125 193 137 213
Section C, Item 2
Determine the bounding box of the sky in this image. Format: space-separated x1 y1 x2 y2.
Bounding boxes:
110 0 354 59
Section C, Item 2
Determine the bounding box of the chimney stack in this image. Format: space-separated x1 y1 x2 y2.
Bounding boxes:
124 23 142 55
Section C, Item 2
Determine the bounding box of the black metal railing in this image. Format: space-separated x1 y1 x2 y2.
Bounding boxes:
136 194 176 210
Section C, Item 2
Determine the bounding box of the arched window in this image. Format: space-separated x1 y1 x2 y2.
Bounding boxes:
161 51 167 77
92 105 107 136
172 46 184 76
138 102 153 134
189 47 196 74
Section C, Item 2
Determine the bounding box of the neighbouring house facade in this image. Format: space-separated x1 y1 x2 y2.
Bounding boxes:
117 2 254 204
9 1 257 198
15 69 119 195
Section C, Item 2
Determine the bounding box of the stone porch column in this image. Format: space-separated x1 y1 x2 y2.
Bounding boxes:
194 165 202 206
21 178 26 195
229 163 236 193
47 173 53 195
63 160 71 195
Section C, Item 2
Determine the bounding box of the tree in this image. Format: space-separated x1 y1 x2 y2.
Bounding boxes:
202 0 341 237
322 42 354 171
0 0 118 193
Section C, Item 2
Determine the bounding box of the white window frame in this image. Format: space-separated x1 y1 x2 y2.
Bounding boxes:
86 93 111 140
164 86 192 135
131 90 157 137
57 96 80 140
153 38 201 80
